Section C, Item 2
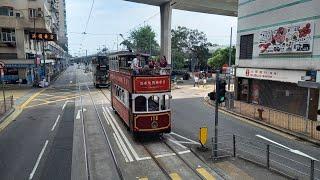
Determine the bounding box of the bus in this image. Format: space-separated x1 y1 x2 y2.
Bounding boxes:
109 51 171 136
92 55 109 88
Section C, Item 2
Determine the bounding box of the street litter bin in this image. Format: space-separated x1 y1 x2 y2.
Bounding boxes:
257 108 264 120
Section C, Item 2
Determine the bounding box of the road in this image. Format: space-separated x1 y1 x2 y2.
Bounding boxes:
171 83 320 179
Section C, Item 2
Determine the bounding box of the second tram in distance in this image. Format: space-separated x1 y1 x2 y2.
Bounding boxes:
109 51 171 135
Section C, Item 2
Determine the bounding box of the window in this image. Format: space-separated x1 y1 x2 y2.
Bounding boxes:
29 9 37 18
161 94 171 110
1 29 16 42
0 7 14 16
148 96 159 111
135 96 146 112
239 34 254 59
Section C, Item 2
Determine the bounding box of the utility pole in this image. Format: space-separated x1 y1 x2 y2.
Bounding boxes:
213 70 220 158
42 39 46 81
227 27 233 109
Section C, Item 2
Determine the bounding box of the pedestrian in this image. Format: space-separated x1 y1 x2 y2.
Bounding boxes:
203 77 207 88
194 74 199 87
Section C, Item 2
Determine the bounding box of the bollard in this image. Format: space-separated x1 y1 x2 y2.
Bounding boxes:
310 160 314 180
266 144 270 169
233 134 236 157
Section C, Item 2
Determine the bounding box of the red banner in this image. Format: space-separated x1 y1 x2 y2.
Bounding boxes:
134 76 170 93
110 71 132 92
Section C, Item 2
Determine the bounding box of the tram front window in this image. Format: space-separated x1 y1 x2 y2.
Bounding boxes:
148 96 159 111
135 96 146 112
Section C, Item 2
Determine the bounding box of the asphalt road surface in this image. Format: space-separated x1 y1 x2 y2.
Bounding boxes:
171 85 320 179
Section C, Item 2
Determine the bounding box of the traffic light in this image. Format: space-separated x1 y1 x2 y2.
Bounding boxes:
217 80 226 103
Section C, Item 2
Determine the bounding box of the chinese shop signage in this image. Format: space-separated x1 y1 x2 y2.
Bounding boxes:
134 76 170 93
29 33 57 41
259 22 313 54
236 68 306 83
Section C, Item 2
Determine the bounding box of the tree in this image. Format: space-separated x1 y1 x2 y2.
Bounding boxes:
171 26 213 71
121 25 159 55
207 47 236 69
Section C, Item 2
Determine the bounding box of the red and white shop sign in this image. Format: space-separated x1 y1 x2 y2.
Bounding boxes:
236 68 306 83
134 76 170 93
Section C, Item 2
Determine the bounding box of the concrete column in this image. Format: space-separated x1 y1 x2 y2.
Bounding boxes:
160 2 172 65
15 28 25 59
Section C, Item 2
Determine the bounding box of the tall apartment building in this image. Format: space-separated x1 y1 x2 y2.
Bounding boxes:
235 0 320 120
0 0 68 84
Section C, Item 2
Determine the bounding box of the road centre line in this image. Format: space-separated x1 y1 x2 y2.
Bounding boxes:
113 133 129 163
256 134 318 161
103 107 134 162
29 140 49 180
76 110 81 120
170 132 200 145
51 115 61 131
154 152 176 158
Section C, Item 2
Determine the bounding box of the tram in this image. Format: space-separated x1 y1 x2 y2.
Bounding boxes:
109 51 171 135
92 55 109 88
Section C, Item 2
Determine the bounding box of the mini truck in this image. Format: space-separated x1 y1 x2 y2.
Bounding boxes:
92 55 110 88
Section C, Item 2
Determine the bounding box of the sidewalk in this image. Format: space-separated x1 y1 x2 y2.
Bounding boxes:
205 97 320 146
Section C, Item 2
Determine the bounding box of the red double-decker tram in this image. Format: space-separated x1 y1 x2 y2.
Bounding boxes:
109 51 171 135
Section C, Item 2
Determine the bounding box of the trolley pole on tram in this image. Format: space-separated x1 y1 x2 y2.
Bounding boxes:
213 70 220 158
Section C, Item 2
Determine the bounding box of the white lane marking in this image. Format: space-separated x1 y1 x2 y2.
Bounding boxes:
155 153 176 158
113 133 129 163
137 156 152 160
29 140 49 180
170 132 200 145
105 107 143 161
51 115 61 131
104 107 134 162
174 141 201 145
102 110 110 125
256 134 318 161
76 110 81 120
62 101 67 110
178 150 191 155
167 136 187 149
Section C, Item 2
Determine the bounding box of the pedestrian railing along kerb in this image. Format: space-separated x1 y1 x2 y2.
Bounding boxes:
211 134 320 180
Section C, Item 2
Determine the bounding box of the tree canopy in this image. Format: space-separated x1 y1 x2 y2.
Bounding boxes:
120 25 159 55
171 26 213 71
207 47 236 69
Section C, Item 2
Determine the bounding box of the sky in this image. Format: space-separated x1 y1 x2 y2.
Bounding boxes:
66 0 238 57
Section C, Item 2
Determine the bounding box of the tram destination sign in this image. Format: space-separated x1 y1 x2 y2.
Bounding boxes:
29 33 57 41
134 76 170 93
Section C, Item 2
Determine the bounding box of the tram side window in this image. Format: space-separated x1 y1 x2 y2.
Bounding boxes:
148 96 159 111
161 95 170 110
135 96 146 112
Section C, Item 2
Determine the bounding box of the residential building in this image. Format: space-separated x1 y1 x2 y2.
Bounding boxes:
0 0 68 84
235 0 320 120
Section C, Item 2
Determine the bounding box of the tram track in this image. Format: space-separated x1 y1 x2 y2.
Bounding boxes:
78 70 124 180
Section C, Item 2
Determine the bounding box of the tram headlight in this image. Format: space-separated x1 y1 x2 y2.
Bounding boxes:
151 120 158 129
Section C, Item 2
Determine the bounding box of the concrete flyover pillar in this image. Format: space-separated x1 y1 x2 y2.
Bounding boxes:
160 2 172 65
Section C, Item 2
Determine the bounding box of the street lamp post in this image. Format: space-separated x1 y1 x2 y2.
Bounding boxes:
227 27 233 109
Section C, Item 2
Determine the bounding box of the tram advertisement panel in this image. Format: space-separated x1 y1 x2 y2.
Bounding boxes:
110 71 132 92
134 76 170 93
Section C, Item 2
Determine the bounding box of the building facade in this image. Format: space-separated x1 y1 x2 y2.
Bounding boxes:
0 0 68 84
235 0 320 120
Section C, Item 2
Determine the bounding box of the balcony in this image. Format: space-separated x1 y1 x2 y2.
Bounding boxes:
0 16 51 33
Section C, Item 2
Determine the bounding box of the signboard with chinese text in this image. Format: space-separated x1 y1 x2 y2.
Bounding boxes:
259 22 314 54
236 68 306 83
134 76 170 93
109 71 132 92
29 33 57 41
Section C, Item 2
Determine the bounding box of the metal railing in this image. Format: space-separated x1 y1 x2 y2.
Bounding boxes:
212 134 320 179
231 101 320 141
0 95 13 115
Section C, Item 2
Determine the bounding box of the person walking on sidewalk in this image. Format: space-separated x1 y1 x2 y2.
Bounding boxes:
194 73 199 87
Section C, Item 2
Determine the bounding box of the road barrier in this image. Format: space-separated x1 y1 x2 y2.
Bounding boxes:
0 95 13 115
212 134 320 179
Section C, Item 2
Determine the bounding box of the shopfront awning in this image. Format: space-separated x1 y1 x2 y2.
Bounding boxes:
0 59 35 68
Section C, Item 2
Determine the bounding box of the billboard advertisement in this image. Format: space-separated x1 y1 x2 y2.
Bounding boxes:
134 76 170 93
259 22 314 54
